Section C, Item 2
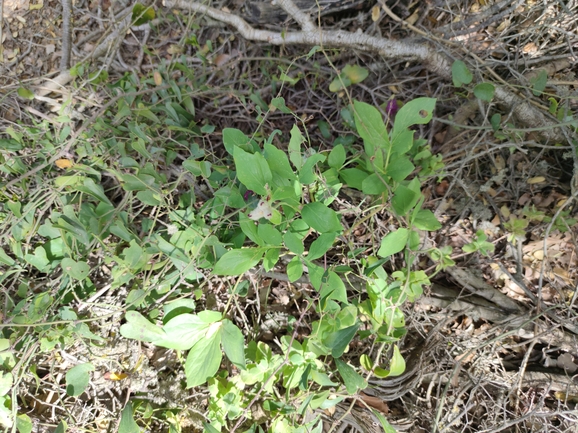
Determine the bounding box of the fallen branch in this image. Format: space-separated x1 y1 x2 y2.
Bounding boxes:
163 0 571 145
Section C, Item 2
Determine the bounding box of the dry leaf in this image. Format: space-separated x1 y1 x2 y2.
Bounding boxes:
153 70 163 85
371 5 380 22
55 158 74 169
527 176 545 184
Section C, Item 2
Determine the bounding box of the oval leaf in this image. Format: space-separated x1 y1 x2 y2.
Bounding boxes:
301 202 341 233
378 228 409 258
213 248 265 275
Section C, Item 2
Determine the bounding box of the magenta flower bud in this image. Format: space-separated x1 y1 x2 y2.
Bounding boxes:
386 99 399 117
243 190 254 200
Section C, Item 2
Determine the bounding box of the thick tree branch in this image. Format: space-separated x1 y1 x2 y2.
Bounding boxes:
163 0 569 144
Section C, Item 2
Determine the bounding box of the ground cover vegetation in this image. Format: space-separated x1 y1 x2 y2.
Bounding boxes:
1 0 578 432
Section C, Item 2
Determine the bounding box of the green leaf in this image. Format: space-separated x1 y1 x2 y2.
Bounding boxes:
392 98 436 138
157 313 217 350
61 258 90 280
391 180 420 216
371 409 397 433
257 224 282 246
308 233 337 260
302 202 341 233
185 324 223 387
386 155 414 182
343 64 369 84
283 231 304 255
389 345 406 376
263 247 280 271
119 402 140 433
204 423 221 433
412 209 441 231
16 414 32 433
473 83 495 102
221 320 246 370
298 153 326 185
328 144 346 169
54 421 67 433
66 363 95 396
233 147 272 195
378 228 409 258
451 60 473 87
120 311 165 343
361 173 388 195
287 256 303 282
223 128 252 155
320 271 347 304
0 373 12 396
353 100 389 171
490 113 501 132
531 69 548 96
335 359 367 395
213 248 265 275
339 168 368 190
288 125 304 170
264 143 297 183
323 323 360 358
132 3 155 26
17 87 35 100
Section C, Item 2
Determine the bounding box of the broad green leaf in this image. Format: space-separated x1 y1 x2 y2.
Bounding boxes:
386 155 414 182
54 421 67 433
378 228 409 258
287 256 303 282
24 247 50 271
353 100 388 170
343 64 368 84
16 415 32 433
157 314 215 350
0 373 12 396
473 83 495 102
264 143 297 182
271 96 293 112
361 173 388 195
451 60 473 87
76 178 113 206
239 213 264 246
66 363 95 396
233 147 271 195
326 271 347 303
301 202 341 233
221 319 246 370
391 180 420 216
388 345 406 376
185 327 223 387
263 247 280 271
308 233 337 260
213 248 265 275
120 311 165 343
223 128 252 155
204 423 221 433
119 402 140 433
339 168 368 190
531 69 547 96
298 153 326 185
132 3 155 25
328 144 346 169
17 87 34 100
283 231 304 255
257 224 283 246
323 323 360 358
288 125 304 170
61 258 90 280
412 209 441 231
335 359 367 395
392 98 436 138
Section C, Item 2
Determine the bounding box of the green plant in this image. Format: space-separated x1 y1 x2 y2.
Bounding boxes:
1 63 448 432
115 93 443 431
